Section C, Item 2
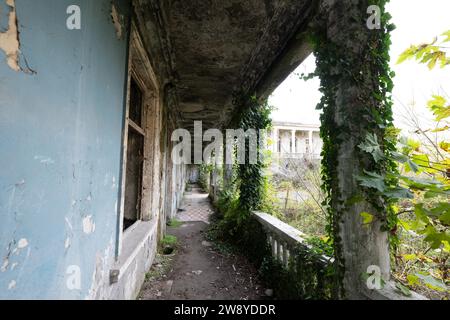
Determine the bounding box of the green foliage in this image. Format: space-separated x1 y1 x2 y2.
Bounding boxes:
167 219 183 228
258 250 335 300
309 0 397 297
358 131 450 249
358 133 386 163
305 236 334 257
219 96 273 236
397 30 450 69
216 188 237 216
161 235 178 247
211 94 336 299
428 95 450 122
355 30 450 297
198 164 213 192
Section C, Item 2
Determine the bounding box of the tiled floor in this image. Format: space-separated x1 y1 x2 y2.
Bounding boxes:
176 185 214 224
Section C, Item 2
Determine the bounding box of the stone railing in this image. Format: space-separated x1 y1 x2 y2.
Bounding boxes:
252 211 427 300
252 211 335 299
252 211 332 269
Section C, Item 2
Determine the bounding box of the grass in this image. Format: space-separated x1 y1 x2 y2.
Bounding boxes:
161 235 178 247
205 213 237 256
143 253 174 282
167 219 183 228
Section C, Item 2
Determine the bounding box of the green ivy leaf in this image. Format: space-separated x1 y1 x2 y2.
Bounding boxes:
443 30 450 42
414 204 431 224
407 274 419 286
415 273 449 292
423 227 450 249
404 158 420 173
360 212 374 224
355 171 386 192
431 125 450 133
391 151 409 163
397 45 418 64
440 141 450 152
403 254 417 261
395 282 412 297
358 133 385 163
399 176 443 191
427 95 450 121
383 186 414 199
428 202 450 226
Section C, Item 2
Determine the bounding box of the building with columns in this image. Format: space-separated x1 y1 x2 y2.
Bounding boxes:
271 121 322 161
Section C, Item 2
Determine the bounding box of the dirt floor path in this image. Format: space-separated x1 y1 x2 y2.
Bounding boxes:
139 186 265 300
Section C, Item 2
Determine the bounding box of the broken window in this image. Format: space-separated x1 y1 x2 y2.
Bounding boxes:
123 77 145 231
129 78 143 126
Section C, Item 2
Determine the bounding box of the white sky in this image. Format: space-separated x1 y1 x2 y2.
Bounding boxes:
269 0 450 132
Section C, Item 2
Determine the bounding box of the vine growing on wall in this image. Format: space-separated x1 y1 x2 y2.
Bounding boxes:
210 94 337 299
198 164 213 192
219 95 272 235
307 0 397 296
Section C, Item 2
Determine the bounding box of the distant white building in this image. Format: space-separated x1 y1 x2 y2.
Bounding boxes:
270 121 323 161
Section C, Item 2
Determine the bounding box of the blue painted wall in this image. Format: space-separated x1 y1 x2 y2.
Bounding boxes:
0 0 130 299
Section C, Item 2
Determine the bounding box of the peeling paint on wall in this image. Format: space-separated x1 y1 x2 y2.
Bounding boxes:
8 280 16 290
17 238 28 249
64 237 71 250
0 0 35 74
82 215 96 234
111 176 117 189
34 155 55 165
1 259 9 272
0 0 19 71
85 238 114 299
65 217 73 230
110 4 124 40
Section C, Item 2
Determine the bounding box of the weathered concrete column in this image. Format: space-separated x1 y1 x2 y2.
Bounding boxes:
308 131 313 154
273 128 279 153
323 0 391 299
291 130 296 154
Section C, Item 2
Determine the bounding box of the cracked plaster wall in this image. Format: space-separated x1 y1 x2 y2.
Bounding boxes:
0 0 132 299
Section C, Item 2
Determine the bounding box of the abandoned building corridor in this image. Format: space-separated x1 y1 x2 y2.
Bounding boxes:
1 0 439 301
139 185 264 300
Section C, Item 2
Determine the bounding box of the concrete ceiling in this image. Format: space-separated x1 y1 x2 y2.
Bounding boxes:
135 0 315 132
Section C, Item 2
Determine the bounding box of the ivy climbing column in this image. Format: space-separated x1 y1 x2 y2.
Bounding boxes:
223 137 233 188
314 0 395 299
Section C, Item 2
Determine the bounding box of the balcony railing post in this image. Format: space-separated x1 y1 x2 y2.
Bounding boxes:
283 242 289 268
277 240 282 262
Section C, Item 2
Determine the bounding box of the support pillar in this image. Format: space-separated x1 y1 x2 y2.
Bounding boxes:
291 130 296 154
273 128 279 153
322 0 391 299
308 131 313 154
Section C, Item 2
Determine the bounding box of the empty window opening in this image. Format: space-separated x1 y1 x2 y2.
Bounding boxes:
123 77 145 231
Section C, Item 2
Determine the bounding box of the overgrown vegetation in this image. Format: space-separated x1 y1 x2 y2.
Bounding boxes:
384 31 449 298
167 219 183 228
198 164 213 192
209 2 449 300
303 0 398 297
210 96 336 299
161 235 178 247
271 162 328 238
294 27 450 298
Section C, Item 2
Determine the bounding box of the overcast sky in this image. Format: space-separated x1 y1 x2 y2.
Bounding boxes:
269 0 450 132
